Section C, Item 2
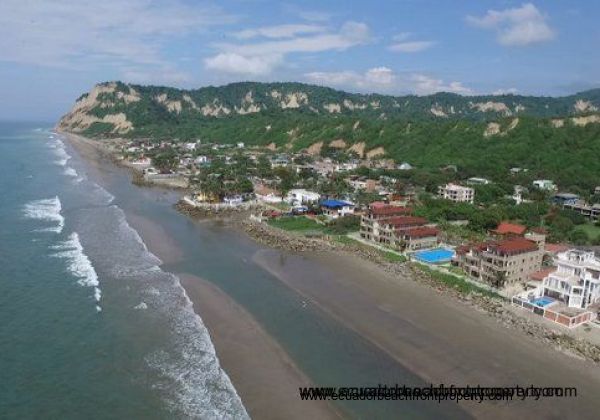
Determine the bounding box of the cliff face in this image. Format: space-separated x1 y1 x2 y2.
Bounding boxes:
58 81 600 138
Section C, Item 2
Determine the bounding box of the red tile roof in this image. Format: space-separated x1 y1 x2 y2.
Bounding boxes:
529 267 557 282
491 222 527 236
489 237 538 256
545 243 570 254
400 226 439 239
381 216 427 227
370 205 412 217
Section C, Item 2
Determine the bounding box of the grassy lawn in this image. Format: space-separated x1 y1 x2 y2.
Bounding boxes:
574 223 600 241
381 251 407 263
268 216 323 232
414 264 500 298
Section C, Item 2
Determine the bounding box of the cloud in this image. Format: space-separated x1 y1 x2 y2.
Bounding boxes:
232 24 326 40
306 67 396 89
121 66 193 86
205 21 371 76
0 0 235 82
204 53 283 76
410 74 473 95
388 41 435 53
305 67 471 95
492 87 519 95
466 3 555 46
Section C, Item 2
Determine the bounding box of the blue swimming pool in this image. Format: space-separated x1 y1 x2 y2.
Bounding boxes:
532 296 555 307
414 248 455 264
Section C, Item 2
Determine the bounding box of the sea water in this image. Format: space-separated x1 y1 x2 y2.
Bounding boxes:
0 122 248 419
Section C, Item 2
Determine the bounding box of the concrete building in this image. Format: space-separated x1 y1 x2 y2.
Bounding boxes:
360 203 439 251
285 189 320 206
540 250 600 309
360 203 413 242
533 179 557 191
453 233 545 287
437 183 474 204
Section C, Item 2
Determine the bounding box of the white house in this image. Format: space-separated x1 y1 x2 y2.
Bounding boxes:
320 199 355 219
438 183 475 203
184 142 197 151
466 177 491 185
533 179 557 191
539 250 600 309
285 189 320 205
398 162 413 170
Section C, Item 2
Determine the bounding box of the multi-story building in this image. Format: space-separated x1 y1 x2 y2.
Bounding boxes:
453 233 545 286
540 250 600 309
437 183 475 204
360 203 438 251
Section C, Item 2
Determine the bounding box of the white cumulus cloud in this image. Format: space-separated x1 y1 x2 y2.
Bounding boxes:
204 53 283 76
232 24 326 40
305 68 471 95
388 41 435 53
466 3 555 46
205 21 371 76
305 67 395 90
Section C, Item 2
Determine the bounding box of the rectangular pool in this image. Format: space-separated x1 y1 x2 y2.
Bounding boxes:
532 296 555 307
414 248 455 264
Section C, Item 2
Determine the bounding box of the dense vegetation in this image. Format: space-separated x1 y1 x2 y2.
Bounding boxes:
62 81 600 191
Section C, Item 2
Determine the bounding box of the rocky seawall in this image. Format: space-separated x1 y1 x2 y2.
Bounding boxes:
240 218 600 364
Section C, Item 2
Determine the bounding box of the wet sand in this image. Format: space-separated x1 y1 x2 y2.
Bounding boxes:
180 274 342 420
254 249 600 419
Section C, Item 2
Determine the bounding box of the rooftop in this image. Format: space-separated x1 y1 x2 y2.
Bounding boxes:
370 204 412 216
487 237 539 256
400 226 439 238
491 222 527 236
321 199 353 209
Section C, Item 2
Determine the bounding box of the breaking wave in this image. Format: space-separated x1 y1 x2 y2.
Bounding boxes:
23 196 64 233
50 232 102 312
107 207 248 418
49 138 71 166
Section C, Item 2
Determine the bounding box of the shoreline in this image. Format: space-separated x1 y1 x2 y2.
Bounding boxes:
179 273 342 420
63 131 342 419
64 131 600 418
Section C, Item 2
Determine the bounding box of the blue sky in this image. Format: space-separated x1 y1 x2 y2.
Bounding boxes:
0 0 599 120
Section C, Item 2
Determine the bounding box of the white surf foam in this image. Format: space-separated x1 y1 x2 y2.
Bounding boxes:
23 196 65 233
64 167 78 178
51 232 102 310
105 207 247 418
51 140 71 166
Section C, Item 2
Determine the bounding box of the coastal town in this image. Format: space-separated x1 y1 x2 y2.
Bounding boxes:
107 135 600 333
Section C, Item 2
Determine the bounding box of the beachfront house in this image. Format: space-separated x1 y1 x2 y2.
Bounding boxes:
453 233 545 287
538 250 600 309
513 249 600 328
320 199 355 219
360 203 413 242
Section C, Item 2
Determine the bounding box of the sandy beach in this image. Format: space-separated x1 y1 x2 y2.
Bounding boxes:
65 132 600 419
254 249 600 419
180 274 342 420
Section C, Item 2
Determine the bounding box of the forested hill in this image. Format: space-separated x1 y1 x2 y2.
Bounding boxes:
57 81 600 190
58 81 600 139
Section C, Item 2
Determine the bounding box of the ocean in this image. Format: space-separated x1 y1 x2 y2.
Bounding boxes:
0 122 247 419
0 122 467 419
